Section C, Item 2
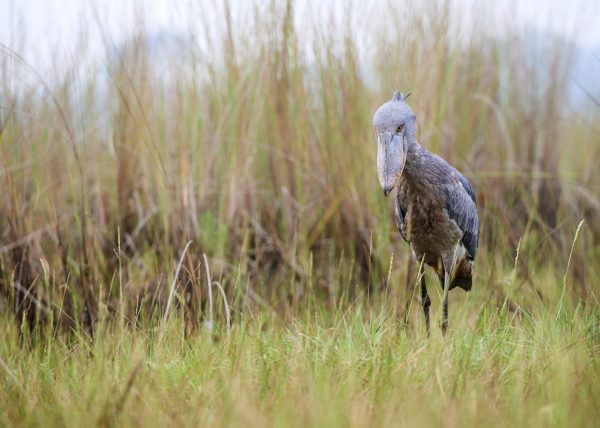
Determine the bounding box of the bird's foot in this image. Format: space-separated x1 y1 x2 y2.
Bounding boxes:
441 321 448 336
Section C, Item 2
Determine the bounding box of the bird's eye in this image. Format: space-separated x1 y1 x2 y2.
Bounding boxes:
396 124 404 134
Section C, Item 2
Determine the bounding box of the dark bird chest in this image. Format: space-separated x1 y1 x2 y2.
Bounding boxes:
404 192 462 265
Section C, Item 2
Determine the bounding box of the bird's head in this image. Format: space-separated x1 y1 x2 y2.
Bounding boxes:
372 91 416 197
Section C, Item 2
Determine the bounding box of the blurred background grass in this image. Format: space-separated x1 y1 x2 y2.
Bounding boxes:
0 0 599 333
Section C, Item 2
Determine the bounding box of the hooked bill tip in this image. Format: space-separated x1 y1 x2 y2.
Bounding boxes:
383 186 393 197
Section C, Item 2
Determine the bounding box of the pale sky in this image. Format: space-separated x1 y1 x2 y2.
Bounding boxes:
1 0 599 81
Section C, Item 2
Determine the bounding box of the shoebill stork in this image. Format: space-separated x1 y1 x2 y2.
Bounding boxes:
373 91 479 335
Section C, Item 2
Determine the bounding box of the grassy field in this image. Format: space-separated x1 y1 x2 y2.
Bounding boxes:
1 299 598 427
1 1 599 426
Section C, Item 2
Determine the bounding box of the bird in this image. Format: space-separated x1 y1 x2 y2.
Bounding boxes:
372 91 479 335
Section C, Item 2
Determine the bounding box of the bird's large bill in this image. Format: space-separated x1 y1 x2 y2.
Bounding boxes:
377 131 407 197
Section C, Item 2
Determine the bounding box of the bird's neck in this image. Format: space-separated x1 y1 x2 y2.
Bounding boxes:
403 139 424 176
401 140 430 190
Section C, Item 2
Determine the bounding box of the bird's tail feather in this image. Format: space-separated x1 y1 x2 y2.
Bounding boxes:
451 259 473 292
451 275 472 291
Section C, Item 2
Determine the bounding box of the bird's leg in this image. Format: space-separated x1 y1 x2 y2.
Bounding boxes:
419 263 431 336
401 254 415 327
440 246 459 336
441 270 449 335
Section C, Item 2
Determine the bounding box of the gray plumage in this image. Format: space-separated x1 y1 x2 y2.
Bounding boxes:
373 91 480 335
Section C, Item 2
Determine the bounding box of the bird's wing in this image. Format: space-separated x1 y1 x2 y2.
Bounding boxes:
443 170 479 259
395 181 409 241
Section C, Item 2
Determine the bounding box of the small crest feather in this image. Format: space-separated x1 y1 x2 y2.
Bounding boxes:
392 90 412 102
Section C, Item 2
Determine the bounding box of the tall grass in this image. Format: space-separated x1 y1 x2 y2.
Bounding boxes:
0 1 599 424
1 300 598 427
1 1 597 330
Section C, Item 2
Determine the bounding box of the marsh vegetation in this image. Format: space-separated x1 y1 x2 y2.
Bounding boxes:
1 1 599 426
